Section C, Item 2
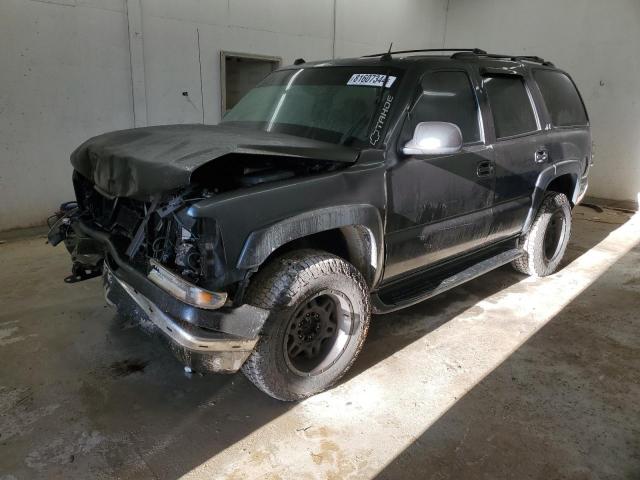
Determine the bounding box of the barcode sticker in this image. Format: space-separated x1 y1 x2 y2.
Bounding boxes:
347 74 396 88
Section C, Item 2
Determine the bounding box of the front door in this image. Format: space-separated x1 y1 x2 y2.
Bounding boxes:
383 69 495 282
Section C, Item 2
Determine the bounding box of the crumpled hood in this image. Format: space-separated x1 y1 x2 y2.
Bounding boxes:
71 123 359 198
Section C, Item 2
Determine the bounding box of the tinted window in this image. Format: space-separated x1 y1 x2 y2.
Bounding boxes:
410 71 480 143
222 67 403 146
534 70 587 127
484 76 537 138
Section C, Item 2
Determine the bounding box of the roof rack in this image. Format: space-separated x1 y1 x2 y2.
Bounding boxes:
510 55 555 67
452 51 555 67
362 48 555 67
362 48 487 58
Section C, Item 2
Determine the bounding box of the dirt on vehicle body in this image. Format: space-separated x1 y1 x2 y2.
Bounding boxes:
50 48 591 400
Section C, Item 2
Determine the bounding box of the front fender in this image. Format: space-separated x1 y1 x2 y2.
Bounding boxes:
236 204 383 271
187 154 387 288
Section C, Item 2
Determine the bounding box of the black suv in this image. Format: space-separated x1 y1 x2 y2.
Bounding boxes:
49 48 591 400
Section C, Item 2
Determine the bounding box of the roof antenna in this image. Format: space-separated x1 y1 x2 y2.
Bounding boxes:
380 42 393 62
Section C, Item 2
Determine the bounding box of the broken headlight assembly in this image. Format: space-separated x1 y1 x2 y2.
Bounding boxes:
50 177 232 306
143 195 228 308
147 259 227 309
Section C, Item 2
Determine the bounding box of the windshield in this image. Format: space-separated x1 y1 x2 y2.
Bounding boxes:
222 66 404 147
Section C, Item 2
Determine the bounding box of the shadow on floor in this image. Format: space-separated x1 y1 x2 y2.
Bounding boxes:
349 205 630 380
79 209 637 478
1 208 633 479
374 245 640 479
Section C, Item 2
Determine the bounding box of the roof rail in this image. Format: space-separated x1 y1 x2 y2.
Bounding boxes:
362 48 487 58
452 51 555 67
513 55 555 67
361 48 555 67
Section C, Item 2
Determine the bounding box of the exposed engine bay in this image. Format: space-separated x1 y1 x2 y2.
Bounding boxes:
48 153 346 298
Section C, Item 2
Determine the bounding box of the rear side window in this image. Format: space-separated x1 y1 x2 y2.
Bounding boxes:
410 71 481 143
484 76 538 139
534 70 588 127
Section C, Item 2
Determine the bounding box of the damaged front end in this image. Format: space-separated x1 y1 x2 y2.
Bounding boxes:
48 171 268 373
48 120 359 374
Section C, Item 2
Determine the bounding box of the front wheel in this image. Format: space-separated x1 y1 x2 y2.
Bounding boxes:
512 191 572 277
241 249 371 401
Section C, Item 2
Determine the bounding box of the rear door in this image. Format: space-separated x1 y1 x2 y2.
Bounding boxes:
383 68 495 282
482 71 548 241
531 69 591 200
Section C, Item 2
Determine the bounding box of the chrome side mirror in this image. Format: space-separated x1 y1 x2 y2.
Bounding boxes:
402 121 463 156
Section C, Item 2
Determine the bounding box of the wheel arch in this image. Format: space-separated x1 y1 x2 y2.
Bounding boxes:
523 161 581 232
546 173 578 205
236 205 384 288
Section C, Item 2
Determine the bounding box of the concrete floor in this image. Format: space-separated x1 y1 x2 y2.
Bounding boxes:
1 205 639 479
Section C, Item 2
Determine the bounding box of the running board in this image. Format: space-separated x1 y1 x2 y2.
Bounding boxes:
373 249 523 313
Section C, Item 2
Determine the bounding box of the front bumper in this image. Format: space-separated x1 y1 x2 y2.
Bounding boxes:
68 216 270 373
104 261 263 373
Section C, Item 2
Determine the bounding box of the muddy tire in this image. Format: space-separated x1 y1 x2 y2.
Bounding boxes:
512 191 572 277
241 249 370 401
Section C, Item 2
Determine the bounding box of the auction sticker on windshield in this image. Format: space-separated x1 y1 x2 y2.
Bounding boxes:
347 74 397 88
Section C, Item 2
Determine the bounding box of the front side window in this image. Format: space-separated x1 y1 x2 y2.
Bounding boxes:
484 76 538 139
222 67 403 147
409 71 481 143
534 70 588 127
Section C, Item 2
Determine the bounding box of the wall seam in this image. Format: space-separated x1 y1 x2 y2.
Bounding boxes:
441 0 451 48
125 0 148 127
197 27 205 124
332 0 337 58
125 0 136 126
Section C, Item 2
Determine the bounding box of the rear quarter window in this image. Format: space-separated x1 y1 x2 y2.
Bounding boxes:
534 70 588 127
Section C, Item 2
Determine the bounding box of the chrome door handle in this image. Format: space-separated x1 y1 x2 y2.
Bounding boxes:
534 149 549 163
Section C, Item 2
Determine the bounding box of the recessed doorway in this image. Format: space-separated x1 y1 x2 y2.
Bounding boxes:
220 51 281 115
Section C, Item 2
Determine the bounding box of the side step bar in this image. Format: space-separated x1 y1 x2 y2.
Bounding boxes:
373 249 523 313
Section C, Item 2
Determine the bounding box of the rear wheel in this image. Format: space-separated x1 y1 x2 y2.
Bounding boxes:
512 191 571 277
242 249 370 401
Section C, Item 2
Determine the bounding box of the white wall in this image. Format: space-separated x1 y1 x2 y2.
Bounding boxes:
138 0 448 126
139 0 336 126
334 0 447 57
2 0 639 231
0 0 447 230
0 0 133 230
444 0 640 204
